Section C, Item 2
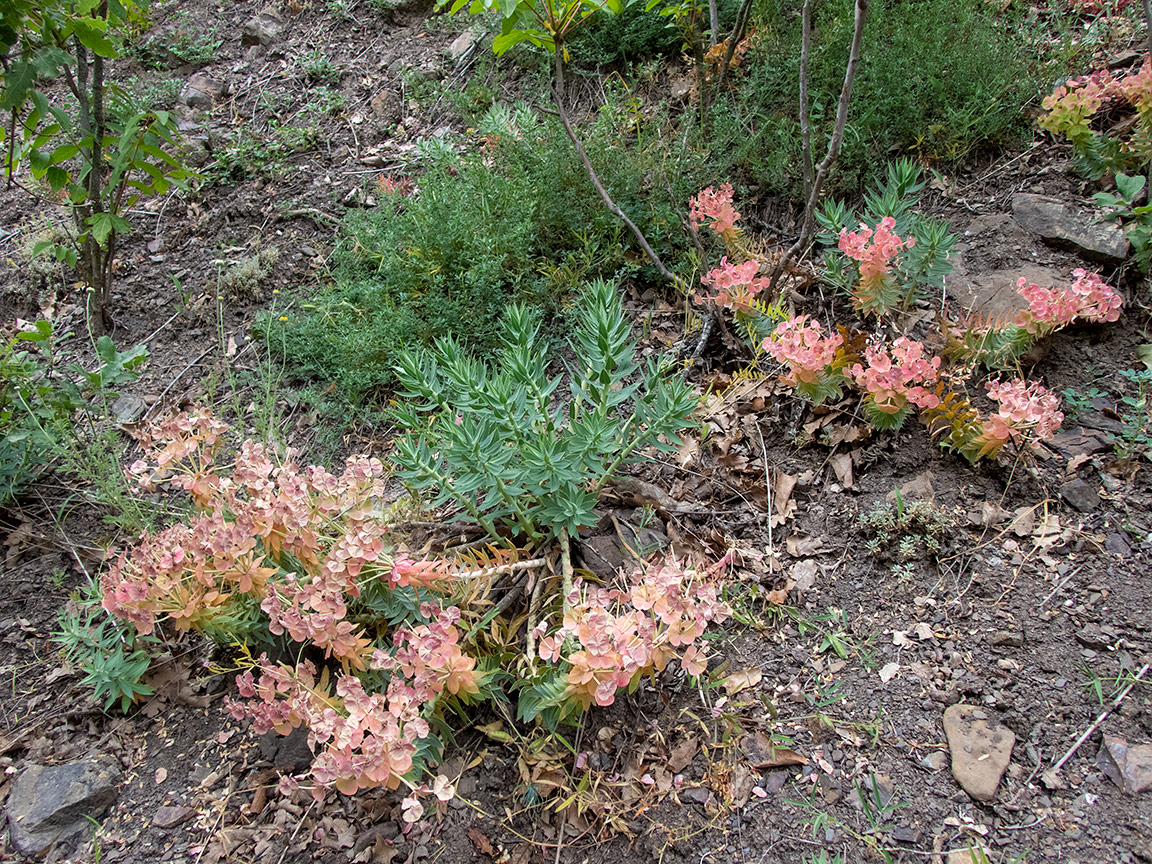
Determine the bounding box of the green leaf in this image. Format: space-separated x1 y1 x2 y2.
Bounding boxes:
1137 343 1152 371
0 60 35 110
70 18 119 58
86 212 132 245
1116 172 1146 203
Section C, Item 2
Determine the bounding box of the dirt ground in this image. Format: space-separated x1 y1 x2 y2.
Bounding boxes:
0 1 1150 863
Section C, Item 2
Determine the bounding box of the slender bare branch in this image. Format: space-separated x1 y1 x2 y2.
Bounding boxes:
799 0 813 202
769 0 871 288
551 51 676 282
717 0 754 86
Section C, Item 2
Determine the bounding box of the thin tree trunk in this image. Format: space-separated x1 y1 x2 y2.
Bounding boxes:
1145 0 1152 62
769 0 870 288
88 48 109 337
551 51 676 282
717 0 754 86
799 0 813 203
708 0 719 47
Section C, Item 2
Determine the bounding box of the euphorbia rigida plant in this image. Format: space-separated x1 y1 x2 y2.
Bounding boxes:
391 278 698 544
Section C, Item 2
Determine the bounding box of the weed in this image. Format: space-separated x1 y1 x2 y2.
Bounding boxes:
265 102 695 404
131 10 223 68
713 0 1056 198
299 48 341 84
856 497 956 564
220 248 279 302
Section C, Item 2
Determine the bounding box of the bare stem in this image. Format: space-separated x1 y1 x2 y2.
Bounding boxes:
708 0 719 47
799 0 814 202
769 0 871 288
717 0 755 87
559 527 574 616
551 50 676 283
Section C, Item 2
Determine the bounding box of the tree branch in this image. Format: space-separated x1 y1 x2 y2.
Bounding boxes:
769 0 870 288
799 0 813 203
551 50 676 283
717 0 754 87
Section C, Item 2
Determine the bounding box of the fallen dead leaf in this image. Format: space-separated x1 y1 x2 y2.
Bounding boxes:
467 828 495 857
878 662 900 683
786 533 828 557
724 667 763 696
668 737 699 773
830 451 853 488
913 622 934 641
791 559 819 592
729 762 757 809
773 471 797 517
740 732 808 769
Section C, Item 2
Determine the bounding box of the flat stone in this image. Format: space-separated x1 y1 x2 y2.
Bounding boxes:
1061 477 1100 513
445 28 484 61
1105 532 1132 557
178 73 227 110
946 847 992 864
258 727 313 773
152 805 195 828
241 9 284 46
1098 735 1152 794
989 630 1025 648
112 394 147 425
1011 193 1129 265
5 755 121 856
920 751 949 772
943 704 1015 802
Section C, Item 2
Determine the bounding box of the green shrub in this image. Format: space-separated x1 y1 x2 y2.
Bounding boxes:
716 0 1055 197
566 0 685 67
265 103 699 405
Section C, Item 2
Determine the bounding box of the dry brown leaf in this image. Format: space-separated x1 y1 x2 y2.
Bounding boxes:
467 829 495 857
773 471 797 516
830 452 853 488
729 762 756 809
878 662 900 683
668 737 699 773
791 559 819 592
786 533 828 557
740 732 809 769
676 437 699 469
724 667 763 696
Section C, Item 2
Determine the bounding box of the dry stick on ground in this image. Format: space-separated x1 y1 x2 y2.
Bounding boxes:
768 0 871 289
1048 662 1150 777
552 52 676 283
559 527 575 615
456 557 548 581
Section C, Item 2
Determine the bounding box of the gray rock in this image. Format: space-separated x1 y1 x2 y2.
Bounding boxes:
920 751 948 772
943 704 1015 802
1105 532 1133 557
989 630 1025 648
446 28 485 61
6 755 121 856
1011 193 1129 265
1098 734 1152 794
241 9 284 47
178 74 227 110
258 726 313 772
1061 477 1100 512
152 805 195 828
112 394 147 425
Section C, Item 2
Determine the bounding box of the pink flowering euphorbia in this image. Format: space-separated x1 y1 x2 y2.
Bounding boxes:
838 217 916 316
695 256 771 312
1016 269 1123 334
689 184 740 242
763 315 846 405
977 378 1064 457
850 337 941 429
538 556 731 711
